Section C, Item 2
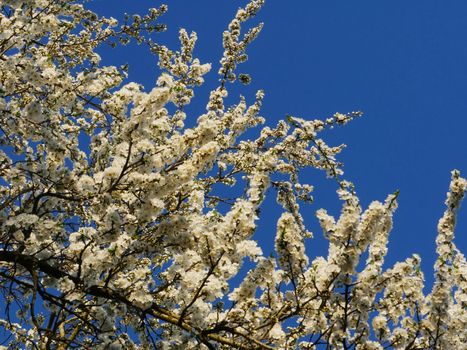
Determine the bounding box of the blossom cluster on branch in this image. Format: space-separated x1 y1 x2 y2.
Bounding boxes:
0 1 465 349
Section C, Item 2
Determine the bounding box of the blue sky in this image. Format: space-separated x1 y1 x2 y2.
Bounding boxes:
88 0 467 288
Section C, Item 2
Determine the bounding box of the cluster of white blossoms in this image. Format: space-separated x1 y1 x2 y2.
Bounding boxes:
0 1 466 349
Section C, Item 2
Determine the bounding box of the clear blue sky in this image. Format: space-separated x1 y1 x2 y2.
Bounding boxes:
88 0 467 288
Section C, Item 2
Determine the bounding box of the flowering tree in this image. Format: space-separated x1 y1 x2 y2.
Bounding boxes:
0 0 466 349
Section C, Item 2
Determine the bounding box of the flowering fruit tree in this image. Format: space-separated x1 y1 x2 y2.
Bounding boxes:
0 1 465 349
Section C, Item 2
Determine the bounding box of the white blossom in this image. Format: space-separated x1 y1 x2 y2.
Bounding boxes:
0 1 465 349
